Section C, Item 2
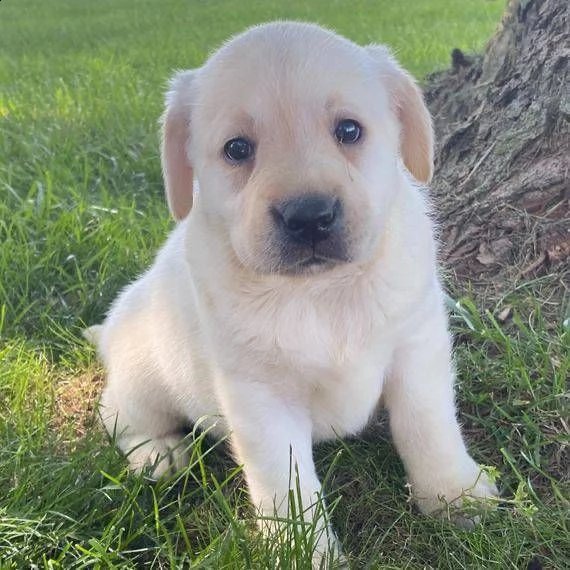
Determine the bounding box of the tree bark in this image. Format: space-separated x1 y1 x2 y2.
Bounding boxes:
425 0 569 292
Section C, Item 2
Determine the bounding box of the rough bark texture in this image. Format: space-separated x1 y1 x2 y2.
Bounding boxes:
424 0 569 293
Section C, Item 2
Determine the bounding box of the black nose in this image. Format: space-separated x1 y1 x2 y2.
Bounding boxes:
272 195 341 245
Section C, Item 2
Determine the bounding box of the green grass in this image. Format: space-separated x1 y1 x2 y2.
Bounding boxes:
2 0 568 568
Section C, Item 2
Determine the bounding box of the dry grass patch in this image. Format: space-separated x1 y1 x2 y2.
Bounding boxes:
52 368 105 442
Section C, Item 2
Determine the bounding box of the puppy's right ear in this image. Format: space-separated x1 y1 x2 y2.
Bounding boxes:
161 70 196 221
366 46 434 184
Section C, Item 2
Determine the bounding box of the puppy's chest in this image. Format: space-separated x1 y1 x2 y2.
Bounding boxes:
220 286 385 375
226 290 391 437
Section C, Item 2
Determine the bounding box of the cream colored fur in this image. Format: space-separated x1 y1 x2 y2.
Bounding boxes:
88 22 498 567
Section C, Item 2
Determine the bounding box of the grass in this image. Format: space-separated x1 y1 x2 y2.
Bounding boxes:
1 0 568 568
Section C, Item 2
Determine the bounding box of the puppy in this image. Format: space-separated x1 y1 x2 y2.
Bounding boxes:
87 22 498 566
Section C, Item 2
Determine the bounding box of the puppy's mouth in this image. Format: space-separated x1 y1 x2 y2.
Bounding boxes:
276 246 350 275
299 255 329 267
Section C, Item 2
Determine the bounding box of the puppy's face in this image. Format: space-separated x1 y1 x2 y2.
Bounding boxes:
162 23 433 275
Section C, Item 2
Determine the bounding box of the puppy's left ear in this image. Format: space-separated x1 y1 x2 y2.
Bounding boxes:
161 70 197 221
367 46 434 184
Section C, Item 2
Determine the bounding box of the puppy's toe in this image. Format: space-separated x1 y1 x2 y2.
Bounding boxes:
312 546 348 570
124 434 190 479
452 472 500 527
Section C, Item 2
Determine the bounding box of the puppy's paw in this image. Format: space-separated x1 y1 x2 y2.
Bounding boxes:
286 534 346 570
412 462 499 527
123 434 190 479
263 517 346 569
312 537 347 569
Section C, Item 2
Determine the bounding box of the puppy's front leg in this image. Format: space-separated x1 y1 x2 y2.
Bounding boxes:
385 309 498 519
217 377 341 566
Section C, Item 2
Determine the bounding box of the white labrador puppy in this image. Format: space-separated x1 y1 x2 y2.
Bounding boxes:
87 22 498 566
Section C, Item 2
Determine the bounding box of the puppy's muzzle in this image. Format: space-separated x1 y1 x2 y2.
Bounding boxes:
270 194 349 273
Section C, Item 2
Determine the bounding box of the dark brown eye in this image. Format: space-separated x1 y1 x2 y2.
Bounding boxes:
224 137 254 162
334 119 362 144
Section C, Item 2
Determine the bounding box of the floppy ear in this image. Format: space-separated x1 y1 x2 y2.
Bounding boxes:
161 70 196 221
367 46 434 184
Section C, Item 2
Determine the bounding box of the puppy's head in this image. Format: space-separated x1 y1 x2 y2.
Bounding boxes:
161 22 433 275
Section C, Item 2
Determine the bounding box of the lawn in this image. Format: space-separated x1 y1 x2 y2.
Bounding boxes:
1 0 568 568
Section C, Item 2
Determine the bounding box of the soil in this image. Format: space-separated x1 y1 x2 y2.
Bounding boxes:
424 0 569 297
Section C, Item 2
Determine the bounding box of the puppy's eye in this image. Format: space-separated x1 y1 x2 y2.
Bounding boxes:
224 137 254 162
334 119 362 145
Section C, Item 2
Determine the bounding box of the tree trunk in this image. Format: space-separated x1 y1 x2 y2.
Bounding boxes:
425 0 569 293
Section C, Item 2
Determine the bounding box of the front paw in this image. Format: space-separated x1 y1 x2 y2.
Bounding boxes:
412 462 499 526
262 517 346 569
123 434 190 479
312 534 347 569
